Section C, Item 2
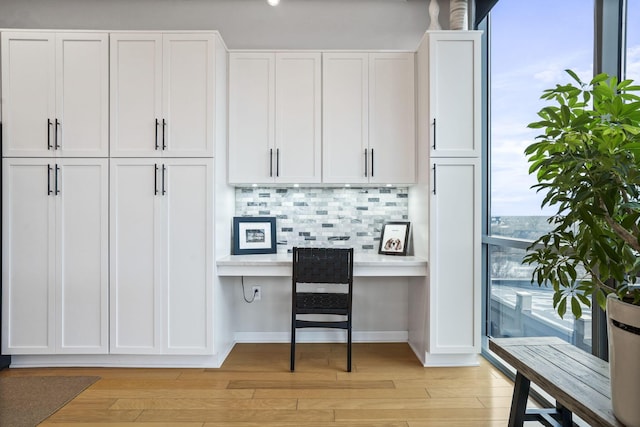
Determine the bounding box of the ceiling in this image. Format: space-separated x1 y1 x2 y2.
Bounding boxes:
0 0 443 50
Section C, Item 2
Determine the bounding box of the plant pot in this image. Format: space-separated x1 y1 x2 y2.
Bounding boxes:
607 294 640 427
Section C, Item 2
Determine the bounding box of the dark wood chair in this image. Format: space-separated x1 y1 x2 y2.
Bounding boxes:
290 247 354 372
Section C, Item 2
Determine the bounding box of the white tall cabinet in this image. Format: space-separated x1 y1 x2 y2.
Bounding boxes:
228 52 321 184
2 30 222 361
1 31 110 356
109 32 219 356
413 31 482 366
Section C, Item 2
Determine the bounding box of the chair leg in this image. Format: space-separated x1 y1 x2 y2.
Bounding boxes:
347 326 352 372
290 325 296 371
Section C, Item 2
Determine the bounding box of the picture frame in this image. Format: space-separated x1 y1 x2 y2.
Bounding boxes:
378 221 410 256
233 216 277 255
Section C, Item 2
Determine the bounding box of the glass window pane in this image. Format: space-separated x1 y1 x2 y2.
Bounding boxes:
488 0 594 351
627 0 640 82
490 0 594 238
488 245 592 353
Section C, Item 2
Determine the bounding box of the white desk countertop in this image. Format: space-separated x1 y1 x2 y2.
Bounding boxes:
216 253 428 277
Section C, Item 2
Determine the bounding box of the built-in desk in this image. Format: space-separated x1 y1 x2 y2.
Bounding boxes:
216 253 428 277
215 253 428 361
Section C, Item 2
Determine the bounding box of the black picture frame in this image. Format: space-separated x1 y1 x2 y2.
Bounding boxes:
378 221 410 256
233 216 277 255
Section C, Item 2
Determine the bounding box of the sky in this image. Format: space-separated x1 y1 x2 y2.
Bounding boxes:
490 0 640 217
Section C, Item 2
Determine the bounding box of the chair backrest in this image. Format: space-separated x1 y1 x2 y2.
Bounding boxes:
292 247 353 285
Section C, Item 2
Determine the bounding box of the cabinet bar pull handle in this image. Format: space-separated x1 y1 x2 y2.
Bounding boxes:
154 164 159 195
432 164 437 195
162 119 167 150
162 164 166 195
364 149 368 177
269 149 273 177
47 119 53 150
432 118 437 150
47 164 53 195
371 148 374 177
276 148 280 177
155 118 159 150
55 164 60 195
55 119 61 150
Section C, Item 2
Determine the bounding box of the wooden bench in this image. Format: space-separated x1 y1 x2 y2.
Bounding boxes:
489 337 623 427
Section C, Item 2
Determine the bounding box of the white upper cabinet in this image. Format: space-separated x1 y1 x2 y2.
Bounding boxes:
323 52 416 184
110 34 162 157
419 31 481 158
228 53 275 183
368 53 416 184
275 53 322 183
228 52 321 184
110 33 216 157
1 32 109 157
322 53 369 184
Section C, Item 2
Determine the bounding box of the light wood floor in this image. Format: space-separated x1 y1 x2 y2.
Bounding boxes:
1 343 526 426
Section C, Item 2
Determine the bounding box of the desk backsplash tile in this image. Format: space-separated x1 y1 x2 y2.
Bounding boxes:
235 187 409 253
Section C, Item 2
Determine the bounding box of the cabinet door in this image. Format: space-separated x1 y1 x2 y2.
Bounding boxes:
429 158 481 354
56 159 108 353
274 52 321 183
163 159 213 354
1 32 55 157
369 53 416 184
228 53 275 184
162 34 215 157
428 32 481 157
55 33 109 157
2 159 56 354
322 53 369 184
110 159 163 354
110 34 163 157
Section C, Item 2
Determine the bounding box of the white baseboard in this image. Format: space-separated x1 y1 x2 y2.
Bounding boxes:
8 353 221 369
234 330 408 343
6 334 479 368
422 352 480 367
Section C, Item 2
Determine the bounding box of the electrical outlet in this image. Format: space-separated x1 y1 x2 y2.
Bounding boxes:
252 286 262 301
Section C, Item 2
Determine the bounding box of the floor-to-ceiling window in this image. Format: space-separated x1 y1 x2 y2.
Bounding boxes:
485 0 594 352
482 0 636 362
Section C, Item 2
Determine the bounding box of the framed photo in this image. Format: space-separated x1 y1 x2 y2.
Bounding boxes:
378 221 410 256
233 216 277 255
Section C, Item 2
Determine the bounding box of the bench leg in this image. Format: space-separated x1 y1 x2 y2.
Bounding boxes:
508 371 531 427
556 401 572 427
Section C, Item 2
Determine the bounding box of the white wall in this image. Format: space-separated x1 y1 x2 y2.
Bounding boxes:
0 0 451 50
230 276 409 342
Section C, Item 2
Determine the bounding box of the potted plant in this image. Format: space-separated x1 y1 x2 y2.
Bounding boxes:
523 70 640 427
